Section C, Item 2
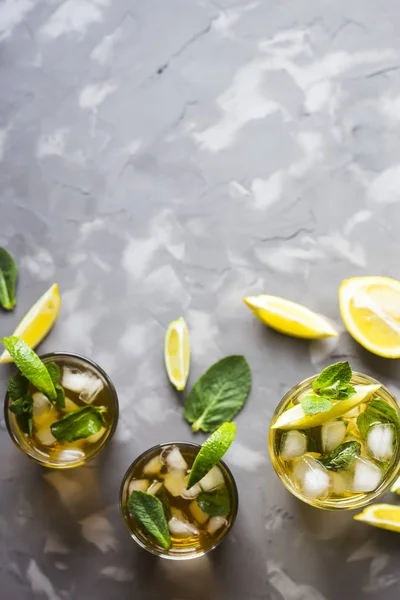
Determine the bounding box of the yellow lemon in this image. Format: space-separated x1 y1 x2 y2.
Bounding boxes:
339 276 400 358
354 504 400 533
244 295 337 339
164 317 190 391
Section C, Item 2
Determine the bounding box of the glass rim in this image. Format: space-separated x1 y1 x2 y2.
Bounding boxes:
269 371 400 510
119 440 239 560
4 351 119 469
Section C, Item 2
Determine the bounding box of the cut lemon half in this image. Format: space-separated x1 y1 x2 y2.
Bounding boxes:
354 504 400 533
164 317 190 391
0 283 61 363
339 276 400 358
271 384 380 430
244 295 337 339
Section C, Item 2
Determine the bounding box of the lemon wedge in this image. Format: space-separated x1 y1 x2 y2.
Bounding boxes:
244 295 337 339
271 384 380 430
339 276 400 358
0 283 61 363
164 317 190 391
354 504 400 532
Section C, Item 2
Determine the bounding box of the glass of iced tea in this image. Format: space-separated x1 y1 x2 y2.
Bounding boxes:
120 441 238 559
4 350 118 468
269 363 400 510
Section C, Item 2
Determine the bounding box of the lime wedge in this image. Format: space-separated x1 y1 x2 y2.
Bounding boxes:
2 336 57 400
164 317 190 391
271 384 380 430
187 422 236 489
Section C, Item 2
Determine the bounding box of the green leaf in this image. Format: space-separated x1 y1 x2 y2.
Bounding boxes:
312 362 352 395
0 248 18 310
7 374 29 402
51 406 106 442
154 487 172 522
46 362 60 385
46 362 65 408
2 337 57 400
301 394 332 415
128 491 171 550
197 488 231 516
54 383 65 409
184 356 251 432
319 382 356 400
9 395 33 435
321 441 361 471
187 422 236 489
357 398 399 438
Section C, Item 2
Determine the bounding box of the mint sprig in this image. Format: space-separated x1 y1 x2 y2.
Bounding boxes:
321 441 361 471
128 491 171 549
8 374 33 435
0 248 18 310
357 398 399 439
46 362 65 409
51 406 106 442
302 362 356 416
197 488 231 516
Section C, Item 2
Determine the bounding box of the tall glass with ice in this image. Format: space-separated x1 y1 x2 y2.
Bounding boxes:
269 371 400 510
4 352 118 468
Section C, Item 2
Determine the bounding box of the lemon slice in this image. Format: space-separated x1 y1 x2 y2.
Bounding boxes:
339 276 400 358
390 477 400 495
244 295 337 339
0 283 61 363
271 384 380 430
164 317 190 391
354 504 400 532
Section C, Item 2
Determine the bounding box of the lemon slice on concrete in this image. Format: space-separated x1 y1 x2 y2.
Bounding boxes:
271 384 380 430
244 295 337 339
164 317 190 391
354 504 400 532
339 276 400 358
0 283 61 363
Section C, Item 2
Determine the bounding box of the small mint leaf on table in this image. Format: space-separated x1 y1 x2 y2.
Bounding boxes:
301 394 332 415
128 491 171 550
321 441 361 471
0 248 18 311
312 362 352 395
51 406 106 442
184 355 251 433
197 487 231 516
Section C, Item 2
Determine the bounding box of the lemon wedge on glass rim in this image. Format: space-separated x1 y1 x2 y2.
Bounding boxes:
0 283 61 363
354 504 400 532
339 276 400 358
164 317 190 391
271 384 380 430
243 295 338 339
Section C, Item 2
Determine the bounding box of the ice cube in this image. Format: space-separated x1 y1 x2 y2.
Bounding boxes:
85 427 106 445
143 455 163 476
55 448 85 463
128 479 150 495
352 458 382 492
199 466 224 491
292 456 331 500
164 470 186 496
189 500 209 525
165 447 188 471
207 516 227 535
168 515 199 538
147 482 163 495
35 424 57 446
181 477 201 500
367 424 394 462
280 430 307 460
32 393 53 422
61 367 103 403
322 421 347 453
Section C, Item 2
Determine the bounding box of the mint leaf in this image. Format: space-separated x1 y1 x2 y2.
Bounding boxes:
9 395 33 435
51 406 106 442
357 399 399 438
7 374 29 402
321 441 361 471
301 394 332 415
184 356 251 432
128 491 171 549
318 382 356 400
312 362 352 394
46 362 65 408
197 488 231 516
0 248 18 310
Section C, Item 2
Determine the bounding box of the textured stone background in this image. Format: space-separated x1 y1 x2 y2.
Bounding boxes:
2 0 400 598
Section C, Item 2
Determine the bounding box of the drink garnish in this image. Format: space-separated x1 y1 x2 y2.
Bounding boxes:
164 317 190 391
46 362 65 408
8 374 33 435
186 422 236 489
0 248 18 311
128 491 172 549
357 398 399 438
301 362 356 416
320 441 361 471
197 487 231 517
50 406 107 442
184 356 250 432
